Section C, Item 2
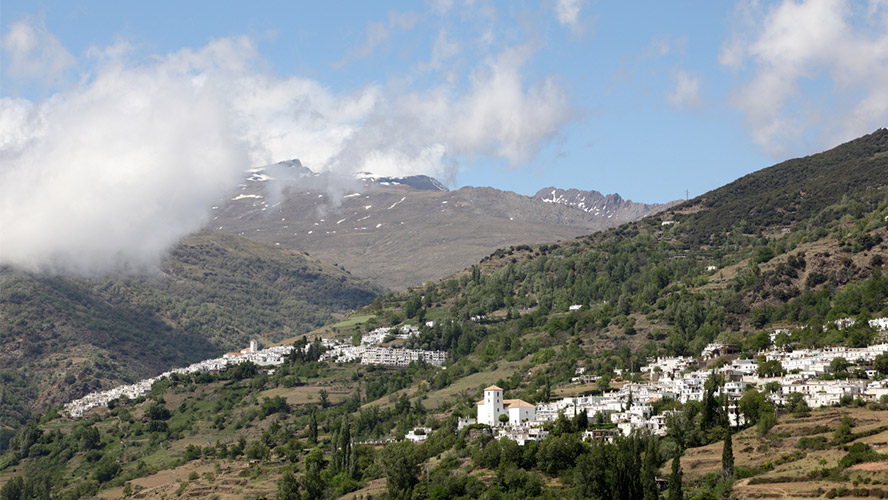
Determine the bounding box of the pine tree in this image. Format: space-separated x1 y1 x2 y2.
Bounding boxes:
668 447 683 500
275 470 300 500
721 428 734 482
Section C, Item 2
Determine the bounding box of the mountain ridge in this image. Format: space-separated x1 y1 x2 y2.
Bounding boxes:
212 164 676 289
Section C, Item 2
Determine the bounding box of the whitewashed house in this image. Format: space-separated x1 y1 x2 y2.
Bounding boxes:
476 385 536 426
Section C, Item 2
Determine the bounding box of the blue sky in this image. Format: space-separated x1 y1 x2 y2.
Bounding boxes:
2 0 887 211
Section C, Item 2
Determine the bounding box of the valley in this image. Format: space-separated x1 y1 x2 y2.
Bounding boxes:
2 129 888 500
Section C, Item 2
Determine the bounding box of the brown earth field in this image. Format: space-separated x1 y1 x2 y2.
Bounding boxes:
675 406 888 500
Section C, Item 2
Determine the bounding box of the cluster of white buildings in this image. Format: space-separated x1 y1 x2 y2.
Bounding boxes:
832 317 888 331
319 325 447 367
64 343 293 418
464 320 888 446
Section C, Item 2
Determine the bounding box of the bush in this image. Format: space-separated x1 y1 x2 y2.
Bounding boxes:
840 442 882 469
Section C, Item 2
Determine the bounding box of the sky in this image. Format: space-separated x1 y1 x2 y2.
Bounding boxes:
2 0 888 274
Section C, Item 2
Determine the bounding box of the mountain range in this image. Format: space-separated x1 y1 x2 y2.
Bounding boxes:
210 161 677 289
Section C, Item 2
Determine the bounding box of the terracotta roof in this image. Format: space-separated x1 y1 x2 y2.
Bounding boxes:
484 385 503 391
474 399 484 405
503 399 534 408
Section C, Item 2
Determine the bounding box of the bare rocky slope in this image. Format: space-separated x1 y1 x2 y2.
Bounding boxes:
211 162 676 289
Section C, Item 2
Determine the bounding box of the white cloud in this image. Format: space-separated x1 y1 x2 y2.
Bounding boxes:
554 0 587 34
667 70 703 109
555 0 583 25
2 18 74 83
0 20 574 275
0 36 248 275
721 0 888 155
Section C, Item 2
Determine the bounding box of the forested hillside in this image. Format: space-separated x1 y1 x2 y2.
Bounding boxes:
0 232 381 450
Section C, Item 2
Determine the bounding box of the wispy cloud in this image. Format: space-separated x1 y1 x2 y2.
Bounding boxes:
554 0 588 35
667 69 704 109
2 17 74 84
721 0 888 155
333 21 390 68
418 29 460 71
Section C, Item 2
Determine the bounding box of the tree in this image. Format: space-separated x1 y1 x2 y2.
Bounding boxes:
830 357 851 374
874 353 888 376
785 392 810 416
574 443 610 500
498 413 510 425
721 429 733 482
146 403 171 421
553 412 573 436
597 376 610 394
378 441 421 500
319 389 329 409
833 415 855 445
573 409 589 432
0 476 24 500
668 447 683 500
245 440 269 460
756 360 785 378
738 389 765 426
276 470 300 500
308 411 318 445
642 436 660 500
332 418 353 476
301 448 326 500
757 402 776 436
702 372 724 431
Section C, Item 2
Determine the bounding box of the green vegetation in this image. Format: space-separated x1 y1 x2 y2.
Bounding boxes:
0 232 381 448
2 130 888 498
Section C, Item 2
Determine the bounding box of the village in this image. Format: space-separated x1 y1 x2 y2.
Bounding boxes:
66 316 888 451
441 316 888 447
63 326 447 417
318 324 448 367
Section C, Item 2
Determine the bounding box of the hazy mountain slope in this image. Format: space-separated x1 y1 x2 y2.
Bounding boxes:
212 165 674 289
0 232 381 440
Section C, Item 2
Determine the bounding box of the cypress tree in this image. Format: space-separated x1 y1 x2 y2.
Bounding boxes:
668 447 683 500
334 418 351 474
721 428 734 482
308 411 318 445
642 436 660 500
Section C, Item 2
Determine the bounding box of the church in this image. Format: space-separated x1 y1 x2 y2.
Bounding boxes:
476 385 535 426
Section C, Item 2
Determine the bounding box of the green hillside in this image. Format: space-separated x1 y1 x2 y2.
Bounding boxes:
0 232 382 450
2 131 888 499
676 128 888 244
